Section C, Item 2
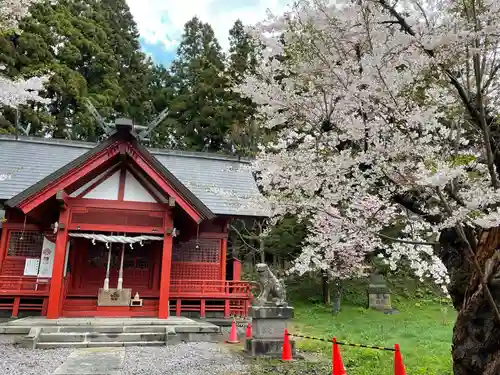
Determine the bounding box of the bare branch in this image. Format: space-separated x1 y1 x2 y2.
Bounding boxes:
230 224 262 253
377 232 437 246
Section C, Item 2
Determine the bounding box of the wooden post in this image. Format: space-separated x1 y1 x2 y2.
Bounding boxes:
11 297 20 318
233 258 241 281
200 299 206 318
158 211 173 319
220 238 227 280
0 226 9 274
224 299 230 318
176 299 181 317
46 208 70 319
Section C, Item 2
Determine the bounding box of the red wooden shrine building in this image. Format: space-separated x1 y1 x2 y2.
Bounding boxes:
0 120 267 319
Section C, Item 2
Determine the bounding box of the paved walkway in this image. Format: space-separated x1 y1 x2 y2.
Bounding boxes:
53 348 124 375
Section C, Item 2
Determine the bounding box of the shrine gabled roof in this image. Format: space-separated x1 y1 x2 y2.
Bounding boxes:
0 135 268 218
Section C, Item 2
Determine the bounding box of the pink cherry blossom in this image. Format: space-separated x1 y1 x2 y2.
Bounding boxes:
0 0 50 108
237 0 500 288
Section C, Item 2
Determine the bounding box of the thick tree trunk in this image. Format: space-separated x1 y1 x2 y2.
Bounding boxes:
259 238 265 263
332 279 342 315
439 227 500 375
322 272 331 305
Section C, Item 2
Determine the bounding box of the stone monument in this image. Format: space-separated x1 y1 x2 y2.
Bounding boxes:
367 273 392 311
245 263 296 357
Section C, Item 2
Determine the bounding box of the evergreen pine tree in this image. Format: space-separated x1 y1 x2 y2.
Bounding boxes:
225 19 261 156
166 17 232 152
0 0 158 140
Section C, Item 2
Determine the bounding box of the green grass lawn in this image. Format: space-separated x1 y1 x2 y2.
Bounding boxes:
287 299 454 375
246 276 455 375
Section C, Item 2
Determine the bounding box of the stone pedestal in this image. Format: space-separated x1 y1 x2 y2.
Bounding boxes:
245 305 296 357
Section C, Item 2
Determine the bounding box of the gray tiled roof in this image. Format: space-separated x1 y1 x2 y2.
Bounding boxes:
0 135 268 217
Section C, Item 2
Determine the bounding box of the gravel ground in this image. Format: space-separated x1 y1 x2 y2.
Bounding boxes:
0 340 247 375
0 339 72 375
124 343 248 375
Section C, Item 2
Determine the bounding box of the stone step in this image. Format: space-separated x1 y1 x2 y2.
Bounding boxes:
21 325 222 348
37 324 219 334
37 341 167 349
1 326 31 335
39 325 177 334
174 325 220 333
0 325 179 335
38 332 169 343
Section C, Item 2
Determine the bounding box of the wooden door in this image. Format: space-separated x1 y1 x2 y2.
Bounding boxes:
69 239 156 296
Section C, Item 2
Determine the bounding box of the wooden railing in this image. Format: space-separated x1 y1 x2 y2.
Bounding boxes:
0 276 51 295
169 280 257 317
169 279 255 297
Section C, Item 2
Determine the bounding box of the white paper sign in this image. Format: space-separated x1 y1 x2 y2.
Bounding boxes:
37 237 56 278
23 258 40 276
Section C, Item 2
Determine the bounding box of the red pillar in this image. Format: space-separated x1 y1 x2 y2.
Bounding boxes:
158 211 173 319
233 258 241 281
0 226 9 274
46 208 70 319
220 238 227 280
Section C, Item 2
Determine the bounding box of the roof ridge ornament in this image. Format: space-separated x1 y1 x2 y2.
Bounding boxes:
84 98 169 143
136 107 169 143
84 99 114 136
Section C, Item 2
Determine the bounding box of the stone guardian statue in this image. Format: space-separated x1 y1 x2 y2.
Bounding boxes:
254 263 287 306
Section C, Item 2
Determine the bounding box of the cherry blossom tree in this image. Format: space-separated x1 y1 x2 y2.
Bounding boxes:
0 0 49 108
237 0 500 373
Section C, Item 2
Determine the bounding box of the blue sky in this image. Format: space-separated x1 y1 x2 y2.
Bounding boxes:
125 0 290 66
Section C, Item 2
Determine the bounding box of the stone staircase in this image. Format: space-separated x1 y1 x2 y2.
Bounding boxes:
0 317 222 349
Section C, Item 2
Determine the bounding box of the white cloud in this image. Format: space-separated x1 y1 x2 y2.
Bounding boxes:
125 0 290 52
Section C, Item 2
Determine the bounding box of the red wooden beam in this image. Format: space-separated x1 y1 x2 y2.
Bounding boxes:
68 223 164 234
117 165 126 201
1 222 42 231
199 232 228 239
19 142 122 214
56 190 69 210
68 197 166 212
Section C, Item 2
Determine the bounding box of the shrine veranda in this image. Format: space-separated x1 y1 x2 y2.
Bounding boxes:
0 121 266 319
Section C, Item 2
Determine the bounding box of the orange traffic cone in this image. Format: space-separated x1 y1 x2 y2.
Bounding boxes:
332 337 347 375
281 328 293 361
245 323 252 339
225 319 240 344
394 344 406 375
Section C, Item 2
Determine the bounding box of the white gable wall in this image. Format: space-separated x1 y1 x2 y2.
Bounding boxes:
70 166 117 197
70 166 160 203
123 170 157 203
83 170 120 200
